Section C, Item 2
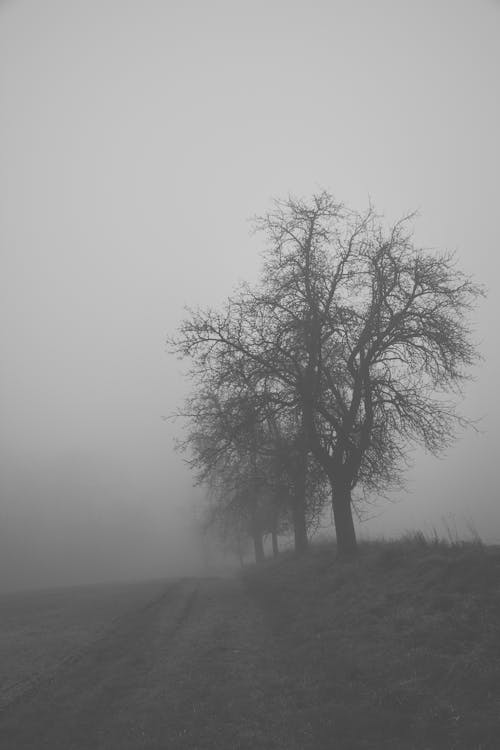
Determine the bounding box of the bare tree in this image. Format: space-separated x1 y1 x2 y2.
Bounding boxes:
170 192 483 556
174 385 268 562
173 376 325 558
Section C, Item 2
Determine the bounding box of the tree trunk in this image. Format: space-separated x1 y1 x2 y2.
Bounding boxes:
291 436 309 555
292 459 308 555
271 528 279 558
252 531 265 564
251 502 265 564
237 535 244 567
331 479 358 557
292 497 308 555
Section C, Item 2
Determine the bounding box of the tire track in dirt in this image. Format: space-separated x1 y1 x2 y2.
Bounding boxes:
0 579 186 711
0 575 302 750
0 577 201 749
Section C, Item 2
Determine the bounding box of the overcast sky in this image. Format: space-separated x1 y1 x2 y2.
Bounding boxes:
1 0 499 590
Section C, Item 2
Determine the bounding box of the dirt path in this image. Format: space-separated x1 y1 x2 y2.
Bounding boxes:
0 576 303 750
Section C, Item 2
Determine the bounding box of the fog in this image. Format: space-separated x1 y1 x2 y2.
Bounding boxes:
1 0 499 591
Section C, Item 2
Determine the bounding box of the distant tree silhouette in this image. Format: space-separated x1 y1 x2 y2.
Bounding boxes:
174 380 326 560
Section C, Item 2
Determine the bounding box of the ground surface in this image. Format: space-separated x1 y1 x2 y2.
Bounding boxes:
0 579 170 710
1 541 499 749
0 576 302 749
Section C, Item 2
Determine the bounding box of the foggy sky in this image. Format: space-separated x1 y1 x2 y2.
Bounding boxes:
1 0 499 590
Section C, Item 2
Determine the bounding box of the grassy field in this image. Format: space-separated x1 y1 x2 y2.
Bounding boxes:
0 578 169 708
242 536 500 749
1 538 499 748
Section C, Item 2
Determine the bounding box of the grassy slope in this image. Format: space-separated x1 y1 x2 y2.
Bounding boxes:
1 542 499 749
242 538 500 750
